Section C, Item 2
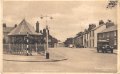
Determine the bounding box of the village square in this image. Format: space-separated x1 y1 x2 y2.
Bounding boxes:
3 0 118 73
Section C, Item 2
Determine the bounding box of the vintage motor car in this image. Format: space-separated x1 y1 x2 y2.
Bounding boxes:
97 41 113 53
69 44 74 48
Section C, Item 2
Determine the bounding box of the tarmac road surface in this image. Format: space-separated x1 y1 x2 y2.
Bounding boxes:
3 47 117 73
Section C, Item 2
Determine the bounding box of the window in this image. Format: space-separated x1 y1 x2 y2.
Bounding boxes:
91 31 93 37
114 31 116 36
103 33 105 38
114 39 117 45
106 32 109 37
90 32 91 37
99 33 103 39
101 33 103 38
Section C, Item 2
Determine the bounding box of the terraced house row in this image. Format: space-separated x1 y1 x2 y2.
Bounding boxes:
65 20 117 49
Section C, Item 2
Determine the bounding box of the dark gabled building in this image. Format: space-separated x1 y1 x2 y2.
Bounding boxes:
74 32 84 48
48 35 58 48
97 25 117 49
3 23 15 44
8 19 42 44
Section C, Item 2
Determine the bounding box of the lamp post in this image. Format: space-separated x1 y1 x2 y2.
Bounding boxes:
40 15 53 59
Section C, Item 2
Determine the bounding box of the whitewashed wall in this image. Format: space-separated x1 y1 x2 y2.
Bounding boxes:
94 25 106 47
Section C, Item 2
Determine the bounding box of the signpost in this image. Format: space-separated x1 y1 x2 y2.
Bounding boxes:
25 32 32 56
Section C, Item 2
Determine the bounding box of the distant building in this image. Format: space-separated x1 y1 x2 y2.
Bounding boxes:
74 32 84 48
57 41 64 47
97 25 117 49
64 37 74 47
71 20 116 48
48 35 58 48
83 29 88 48
42 28 58 48
83 24 96 48
3 23 15 44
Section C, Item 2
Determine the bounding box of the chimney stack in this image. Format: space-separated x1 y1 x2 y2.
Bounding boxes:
36 21 39 33
40 30 43 34
3 23 6 28
14 24 17 28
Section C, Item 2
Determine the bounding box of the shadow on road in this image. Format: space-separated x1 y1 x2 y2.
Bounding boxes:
90 50 117 55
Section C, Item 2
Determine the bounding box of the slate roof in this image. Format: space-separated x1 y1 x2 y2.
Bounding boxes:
8 19 41 36
99 25 117 33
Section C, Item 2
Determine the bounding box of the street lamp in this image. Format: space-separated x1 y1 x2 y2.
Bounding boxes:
40 15 53 59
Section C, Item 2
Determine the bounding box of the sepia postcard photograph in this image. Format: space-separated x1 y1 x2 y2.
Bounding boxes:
1 0 120 73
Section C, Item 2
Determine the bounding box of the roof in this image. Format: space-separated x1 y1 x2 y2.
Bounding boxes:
91 24 105 31
3 27 14 33
8 19 41 36
99 25 117 33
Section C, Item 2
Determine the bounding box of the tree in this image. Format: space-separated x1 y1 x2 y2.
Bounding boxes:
3 23 6 27
14 24 17 28
106 19 115 28
88 24 96 31
99 20 104 25
107 0 118 8
76 32 83 37
64 37 73 47
84 29 88 34
40 30 43 34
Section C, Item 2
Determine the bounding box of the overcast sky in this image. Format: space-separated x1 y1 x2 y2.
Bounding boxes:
3 1 117 42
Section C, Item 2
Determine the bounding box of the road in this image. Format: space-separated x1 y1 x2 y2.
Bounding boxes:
3 47 117 73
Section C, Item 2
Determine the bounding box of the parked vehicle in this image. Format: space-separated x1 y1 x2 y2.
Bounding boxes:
97 41 113 53
69 44 74 48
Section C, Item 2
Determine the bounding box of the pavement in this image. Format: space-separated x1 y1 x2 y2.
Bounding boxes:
3 51 67 62
3 47 117 72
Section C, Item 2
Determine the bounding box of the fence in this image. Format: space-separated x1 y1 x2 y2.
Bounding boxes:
3 44 45 55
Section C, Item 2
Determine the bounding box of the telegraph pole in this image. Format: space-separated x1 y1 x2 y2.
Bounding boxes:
40 15 53 59
46 25 48 54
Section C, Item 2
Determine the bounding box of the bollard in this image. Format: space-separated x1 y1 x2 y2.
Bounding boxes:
46 52 49 59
